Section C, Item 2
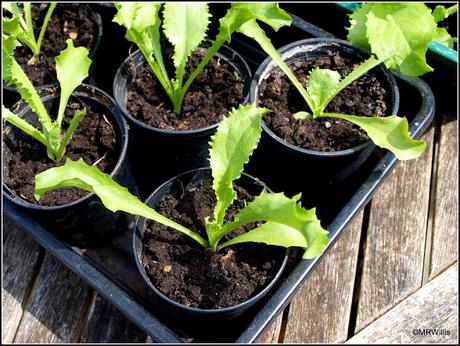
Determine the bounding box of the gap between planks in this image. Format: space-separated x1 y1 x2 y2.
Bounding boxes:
353 128 435 333
346 262 458 344
280 210 366 343
2 215 46 344
425 112 458 281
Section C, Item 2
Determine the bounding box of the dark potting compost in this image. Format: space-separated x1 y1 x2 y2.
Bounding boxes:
142 183 285 309
4 98 120 206
13 3 97 86
258 51 390 152
3 6 436 343
126 48 244 131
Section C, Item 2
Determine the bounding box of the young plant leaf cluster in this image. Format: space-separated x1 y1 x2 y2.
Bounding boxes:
238 3 449 160
432 4 457 49
34 104 329 260
2 37 91 161
113 2 291 114
2 2 56 57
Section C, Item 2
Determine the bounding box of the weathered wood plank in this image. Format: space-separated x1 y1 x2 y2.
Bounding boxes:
13 253 93 343
257 314 283 343
283 211 364 343
347 263 458 344
355 130 435 332
79 292 147 343
2 216 44 343
428 117 458 280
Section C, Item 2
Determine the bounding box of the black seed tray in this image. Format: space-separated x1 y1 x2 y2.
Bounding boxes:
3 10 435 343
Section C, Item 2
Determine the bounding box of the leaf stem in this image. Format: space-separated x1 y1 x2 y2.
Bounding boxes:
36 3 56 56
238 20 316 112
23 2 38 55
141 46 174 99
446 4 458 16
320 56 384 114
56 108 86 161
181 36 226 104
140 206 210 248
3 108 49 148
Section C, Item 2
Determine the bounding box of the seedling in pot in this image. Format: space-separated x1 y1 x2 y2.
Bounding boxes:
113 2 291 114
241 3 450 160
2 36 91 161
431 4 457 48
2 2 57 58
34 104 330 260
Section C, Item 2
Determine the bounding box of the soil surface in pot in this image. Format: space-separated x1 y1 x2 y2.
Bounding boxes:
258 51 391 151
4 98 120 206
126 48 244 131
12 4 96 86
142 182 285 309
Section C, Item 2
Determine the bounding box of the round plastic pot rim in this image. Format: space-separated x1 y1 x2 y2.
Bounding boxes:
133 167 289 316
2 83 129 211
113 42 252 136
251 37 400 158
3 3 103 93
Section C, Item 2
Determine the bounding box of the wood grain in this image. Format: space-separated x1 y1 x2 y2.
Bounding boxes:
283 211 364 343
257 314 283 343
354 130 435 332
347 263 458 344
79 292 147 343
2 216 44 343
428 117 458 280
13 253 93 343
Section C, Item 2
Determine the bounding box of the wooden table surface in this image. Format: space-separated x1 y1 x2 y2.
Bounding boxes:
3 73 458 343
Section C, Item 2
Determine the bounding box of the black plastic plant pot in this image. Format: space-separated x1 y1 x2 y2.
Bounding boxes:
2 84 135 247
113 43 252 199
248 38 400 195
133 168 289 322
3 3 103 108
88 2 131 93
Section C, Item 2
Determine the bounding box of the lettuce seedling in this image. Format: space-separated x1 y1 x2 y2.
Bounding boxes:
34 104 329 260
113 2 291 114
2 37 91 161
432 4 457 48
2 2 57 57
237 3 453 160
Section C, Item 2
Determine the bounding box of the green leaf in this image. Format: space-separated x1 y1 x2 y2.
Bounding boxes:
2 35 52 133
347 3 437 77
433 5 448 23
209 104 270 226
215 190 329 259
433 27 456 49
346 5 372 51
219 2 292 42
431 4 457 24
2 2 21 16
55 39 91 126
218 221 308 249
317 56 383 115
237 19 315 111
113 2 161 32
34 158 209 247
306 68 341 115
35 3 57 55
2 12 21 35
2 105 48 148
113 3 173 102
181 3 292 111
323 113 426 160
163 3 209 87
56 108 87 160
